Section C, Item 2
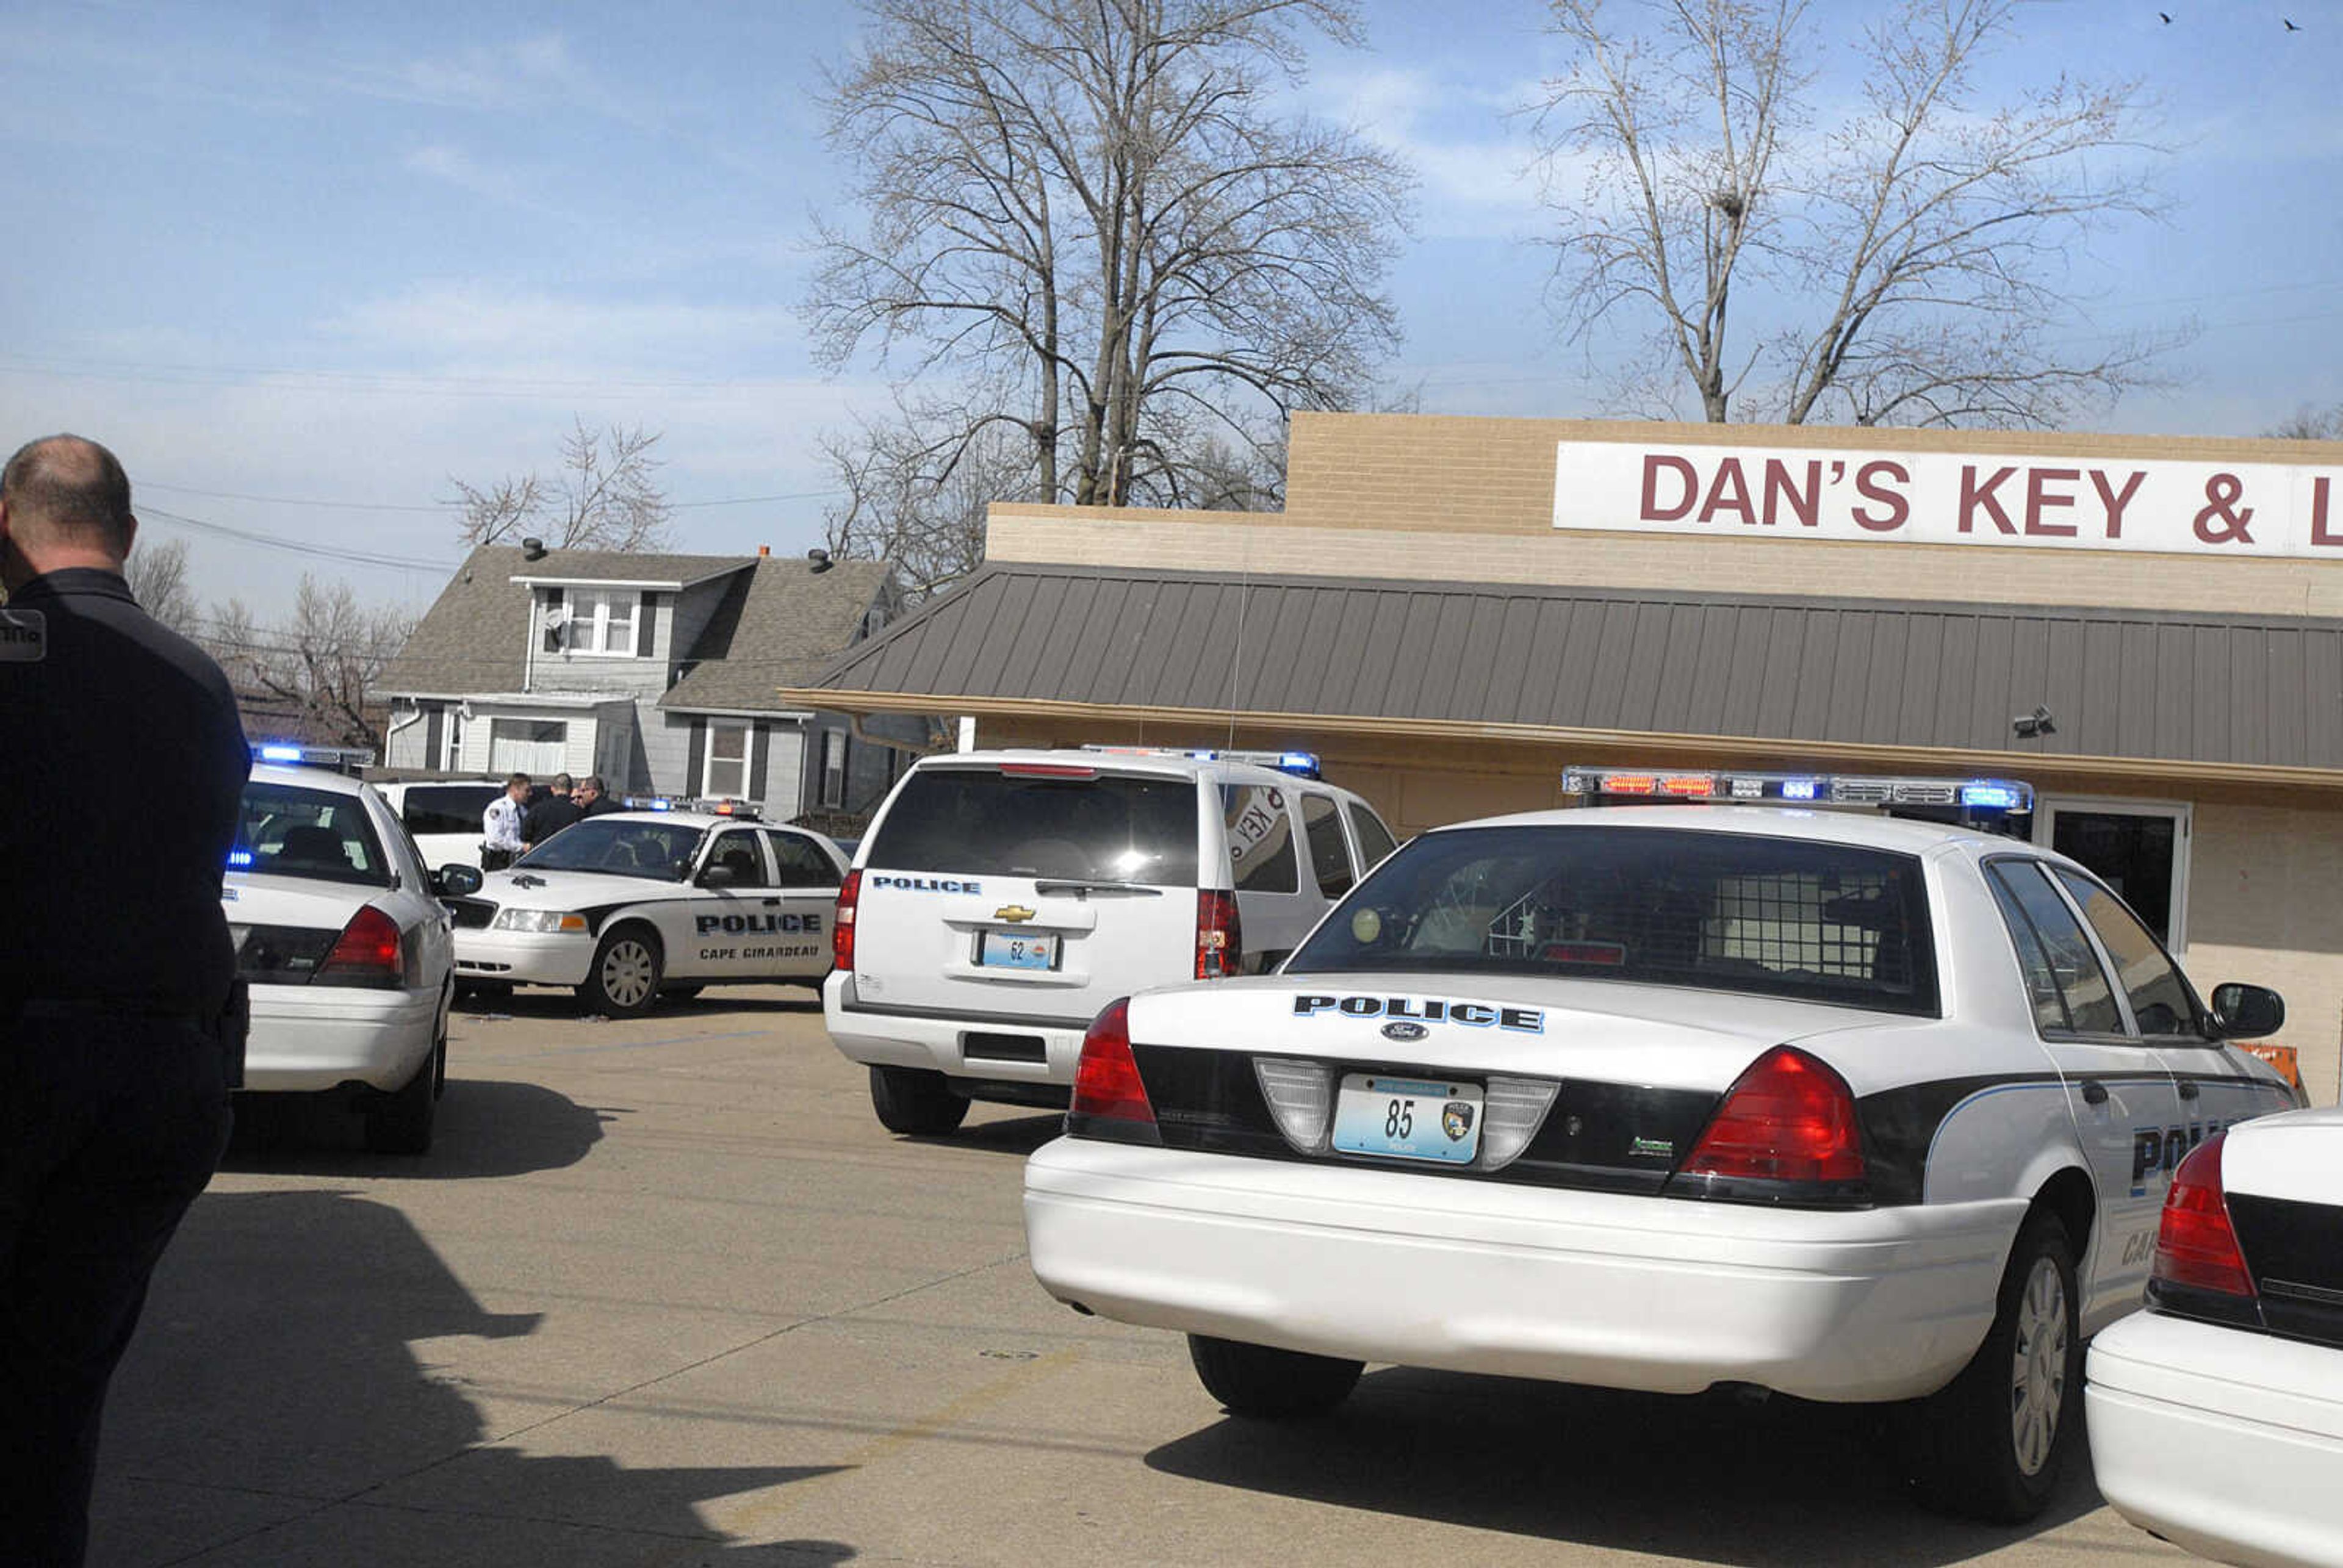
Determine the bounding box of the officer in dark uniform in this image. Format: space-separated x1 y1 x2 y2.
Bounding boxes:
0 434 246 1565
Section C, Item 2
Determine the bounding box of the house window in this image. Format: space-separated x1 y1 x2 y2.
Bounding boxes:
821 728 848 809
489 718 568 775
550 588 639 657
704 721 751 800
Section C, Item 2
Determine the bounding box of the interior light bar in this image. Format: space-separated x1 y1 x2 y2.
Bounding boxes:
1561 767 2033 814
249 741 376 773
1078 744 1322 779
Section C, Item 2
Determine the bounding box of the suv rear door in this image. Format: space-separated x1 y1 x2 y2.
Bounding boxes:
852 761 1204 1025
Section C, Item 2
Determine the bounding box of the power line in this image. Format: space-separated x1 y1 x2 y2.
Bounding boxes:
140 506 458 572
139 478 844 514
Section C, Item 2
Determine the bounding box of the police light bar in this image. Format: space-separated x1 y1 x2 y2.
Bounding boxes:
250 741 376 773
1561 766 2034 813
618 794 677 811
1077 744 1322 779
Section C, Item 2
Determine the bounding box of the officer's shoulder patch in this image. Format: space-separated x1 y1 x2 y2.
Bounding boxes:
0 606 45 662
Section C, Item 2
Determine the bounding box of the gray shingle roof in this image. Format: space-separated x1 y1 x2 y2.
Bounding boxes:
505 550 758 588
374 545 536 696
797 563 2343 771
660 558 892 713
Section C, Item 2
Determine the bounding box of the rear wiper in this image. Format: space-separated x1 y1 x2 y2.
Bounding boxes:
1031 878 1164 897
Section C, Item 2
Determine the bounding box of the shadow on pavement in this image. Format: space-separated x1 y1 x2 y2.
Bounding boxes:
459 986 822 1023
220 1077 613 1179
1145 1367 2100 1567
94 1189 854 1566
916 1112 1067 1158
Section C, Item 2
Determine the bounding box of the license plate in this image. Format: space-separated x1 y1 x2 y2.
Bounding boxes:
977 930 1057 971
1332 1074 1483 1164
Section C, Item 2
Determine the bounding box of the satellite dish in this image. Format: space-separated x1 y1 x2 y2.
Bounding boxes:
541 603 571 630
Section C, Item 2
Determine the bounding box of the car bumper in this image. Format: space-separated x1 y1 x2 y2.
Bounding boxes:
1023 1136 2022 1403
453 927 596 988
2086 1311 2343 1568
245 984 440 1093
823 973 1087 1085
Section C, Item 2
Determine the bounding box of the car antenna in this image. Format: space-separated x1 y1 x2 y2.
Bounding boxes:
1225 541 1251 749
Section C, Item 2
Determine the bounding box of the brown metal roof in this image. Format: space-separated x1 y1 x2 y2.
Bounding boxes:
795 563 2343 772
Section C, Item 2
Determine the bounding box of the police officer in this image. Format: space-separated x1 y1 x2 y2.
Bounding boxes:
481 772 530 870
0 434 246 1564
523 771 581 849
574 774 621 817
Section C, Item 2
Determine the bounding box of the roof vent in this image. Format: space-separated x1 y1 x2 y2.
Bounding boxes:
520 536 548 562
807 547 833 574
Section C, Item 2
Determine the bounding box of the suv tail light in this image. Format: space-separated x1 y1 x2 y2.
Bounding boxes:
833 869 860 971
1068 998 1159 1143
1197 890 1242 979
314 905 403 987
2153 1131 2255 1298
1676 1046 1865 1190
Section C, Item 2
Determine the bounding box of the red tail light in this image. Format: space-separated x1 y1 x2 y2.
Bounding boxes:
833 869 861 971
1070 999 1155 1126
315 905 403 986
1196 890 1242 979
1681 1046 1865 1184
2154 1132 2255 1298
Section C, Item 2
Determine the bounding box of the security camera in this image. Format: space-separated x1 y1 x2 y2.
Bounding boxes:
2011 704 2056 738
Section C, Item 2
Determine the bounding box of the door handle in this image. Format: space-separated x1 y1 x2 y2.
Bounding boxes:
762 897 780 907
2081 1081 2109 1106
2178 1080 2200 1101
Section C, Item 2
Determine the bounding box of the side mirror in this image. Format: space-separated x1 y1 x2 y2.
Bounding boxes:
2210 982 2286 1040
697 862 739 889
435 864 484 897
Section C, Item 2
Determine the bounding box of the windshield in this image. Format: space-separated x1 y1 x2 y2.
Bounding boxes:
1288 824 1938 1016
514 818 705 881
235 782 394 888
866 768 1200 884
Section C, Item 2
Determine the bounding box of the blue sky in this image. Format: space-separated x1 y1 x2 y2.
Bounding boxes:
1 0 2338 618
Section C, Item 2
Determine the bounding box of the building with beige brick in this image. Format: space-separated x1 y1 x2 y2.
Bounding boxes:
788 413 2343 1102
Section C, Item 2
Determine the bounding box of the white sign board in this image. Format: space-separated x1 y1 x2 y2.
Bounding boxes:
1553 441 2343 559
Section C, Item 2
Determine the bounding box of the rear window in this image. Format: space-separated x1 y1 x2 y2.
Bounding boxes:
398 784 500 836
1221 783 1297 893
236 783 394 887
867 767 1201 884
1288 825 1938 1016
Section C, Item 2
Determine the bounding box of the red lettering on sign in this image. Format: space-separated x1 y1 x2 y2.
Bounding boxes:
2090 469 2145 539
1960 466 2018 534
1763 459 1821 527
1699 459 1756 525
2026 468 2079 536
2313 477 2341 547
1641 455 1697 521
1851 461 1910 531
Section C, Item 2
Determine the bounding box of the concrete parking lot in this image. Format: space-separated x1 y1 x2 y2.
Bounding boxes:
94 988 2189 1567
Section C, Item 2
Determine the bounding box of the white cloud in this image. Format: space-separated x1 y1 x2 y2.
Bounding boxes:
1310 65 1546 239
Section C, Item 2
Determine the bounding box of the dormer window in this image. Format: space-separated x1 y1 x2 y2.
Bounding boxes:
542 588 640 657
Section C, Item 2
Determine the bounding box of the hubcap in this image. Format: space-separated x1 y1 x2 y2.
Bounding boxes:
601 941 655 1007
2008 1254 2070 1476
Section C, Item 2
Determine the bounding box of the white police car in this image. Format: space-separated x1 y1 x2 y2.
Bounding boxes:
2087 1107 2343 1567
227 756 458 1153
448 807 847 1015
826 746 1399 1135
1023 768 2303 1523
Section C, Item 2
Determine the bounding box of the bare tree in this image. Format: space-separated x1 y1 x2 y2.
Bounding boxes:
821 402 1034 600
206 577 417 752
808 0 1413 509
451 417 674 551
1531 0 2183 428
124 534 200 638
2268 404 2343 441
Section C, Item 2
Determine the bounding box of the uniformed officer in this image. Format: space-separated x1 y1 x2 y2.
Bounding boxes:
481 772 530 869
0 434 247 1565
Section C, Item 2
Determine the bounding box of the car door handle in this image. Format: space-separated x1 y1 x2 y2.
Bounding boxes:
762 897 780 906
2081 1081 2109 1106
2178 1080 2200 1101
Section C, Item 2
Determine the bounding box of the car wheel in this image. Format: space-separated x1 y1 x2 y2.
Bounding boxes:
868 1065 970 1135
1188 1334 1363 1418
365 1041 440 1156
578 925 662 1018
1901 1210 2080 1523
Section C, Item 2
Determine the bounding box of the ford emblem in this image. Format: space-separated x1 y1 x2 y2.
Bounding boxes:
1380 1020 1428 1043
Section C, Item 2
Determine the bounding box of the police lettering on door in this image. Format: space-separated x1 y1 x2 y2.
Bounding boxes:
2131 1116 2233 1196
697 910 824 963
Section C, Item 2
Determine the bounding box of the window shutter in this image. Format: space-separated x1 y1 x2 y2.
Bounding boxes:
747 724 769 803
683 718 705 798
541 588 567 652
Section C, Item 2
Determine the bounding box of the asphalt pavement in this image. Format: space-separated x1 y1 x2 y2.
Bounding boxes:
90 987 2191 1567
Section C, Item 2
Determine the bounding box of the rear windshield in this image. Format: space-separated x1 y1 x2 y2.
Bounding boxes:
516 819 705 881
235 782 394 887
398 784 500 836
866 767 1200 884
1287 825 1938 1016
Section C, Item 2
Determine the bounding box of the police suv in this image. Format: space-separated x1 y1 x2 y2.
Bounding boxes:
228 752 459 1153
1022 768 2303 1523
825 747 1400 1136
448 805 846 1015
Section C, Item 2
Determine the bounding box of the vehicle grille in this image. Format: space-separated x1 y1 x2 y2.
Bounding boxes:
2229 1193 2343 1350
445 898 498 930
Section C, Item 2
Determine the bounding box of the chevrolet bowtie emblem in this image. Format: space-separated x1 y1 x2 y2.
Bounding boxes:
994 905 1037 924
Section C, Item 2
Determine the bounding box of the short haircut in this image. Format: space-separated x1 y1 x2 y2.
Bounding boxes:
552 772 575 791
580 774 607 792
506 772 532 789
2 434 135 555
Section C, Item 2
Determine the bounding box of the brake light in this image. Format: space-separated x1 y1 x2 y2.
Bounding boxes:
999 763 1097 779
1070 999 1155 1126
1680 1046 1865 1185
1197 889 1242 979
315 905 403 986
2154 1132 2255 1298
833 869 861 971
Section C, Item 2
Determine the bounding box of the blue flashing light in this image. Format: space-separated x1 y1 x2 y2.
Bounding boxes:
227 849 254 868
1962 783 2025 810
257 744 303 762
1780 779 1819 801
1276 750 1321 778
